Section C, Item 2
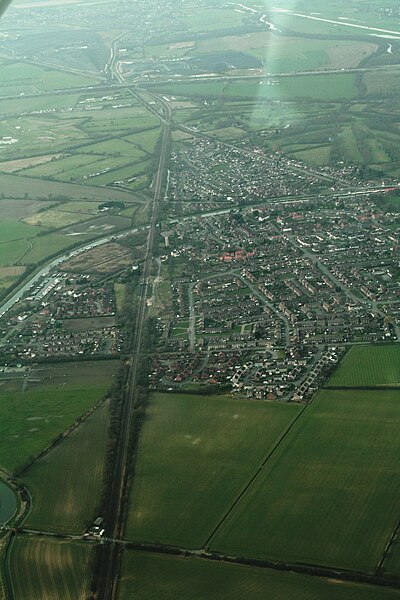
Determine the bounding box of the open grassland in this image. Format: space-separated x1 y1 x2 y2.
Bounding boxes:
0 173 134 202
126 393 300 547
155 73 358 101
0 93 80 116
78 108 159 136
212 389 400 572
9 538 93 600
23 209 90 229
0 360 117 473
21 233 82 265
0 239 30 267
0 221 40 244
148 32 377 73
22 401 110 534
327 345 400 387
118 550 400 600
179 6 245 33
0 62 95 97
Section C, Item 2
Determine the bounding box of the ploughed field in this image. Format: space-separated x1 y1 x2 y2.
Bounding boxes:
9 538 93 600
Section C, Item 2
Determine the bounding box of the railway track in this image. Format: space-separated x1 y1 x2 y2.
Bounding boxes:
97 101 170 599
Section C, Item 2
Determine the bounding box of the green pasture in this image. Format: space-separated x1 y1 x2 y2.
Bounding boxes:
22 154 100 179
0 63 96 97
0 220 40 244
9 537 93 600
79 108 159 135
0 173 134 202
124 127 161 153
23 209 90 229
0 239 30 267
85 162 151 187
22 401 110 534
126 392 300 547
118 550 400 600
155 73 358 101
0 94 80 116
0 360 117 473
181 7 245 33
82 138 147 159
327 345 400 387
212 388 400 572
22 233 80 265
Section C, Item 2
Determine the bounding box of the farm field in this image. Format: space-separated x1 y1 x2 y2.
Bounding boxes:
22 401 110 534
145 34 377 73
9 537 93 600
126 392 300 547
23 209 90 229
0 239 30 268
0 62 96 97
211 388 400 572
0 220 40 245
21 232 85 265
154 73 358 101
0 93 81 116
385 541 400 578
0 173 134 202
118 550 400 600
0 360 117 473
326 345 400 387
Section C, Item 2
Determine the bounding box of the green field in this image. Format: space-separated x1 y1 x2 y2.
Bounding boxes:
9 537 93 600
0 173 134 202
155 73 358 101
22 233 82 265
0 239 30 267
211 388 400 572
0 63 96 97
0 93 81 116
24 209 91 229
22 401 110 534
327 345 400 387
0 220 40 244
0 361 117 473
385 537 400 577
126 392 300 547
118 550 400 600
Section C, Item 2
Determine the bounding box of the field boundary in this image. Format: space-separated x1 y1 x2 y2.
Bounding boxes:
203 401 310 549
15 393 111 478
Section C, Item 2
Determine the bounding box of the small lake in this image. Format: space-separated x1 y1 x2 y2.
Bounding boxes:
0 481 17 525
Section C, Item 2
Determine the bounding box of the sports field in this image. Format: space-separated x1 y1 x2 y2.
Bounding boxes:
9 537 93 600
0 360 117 473
22 401 110 534
327 345 400 387
211 389 400 572
126 392 300 547
118 550 400 600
